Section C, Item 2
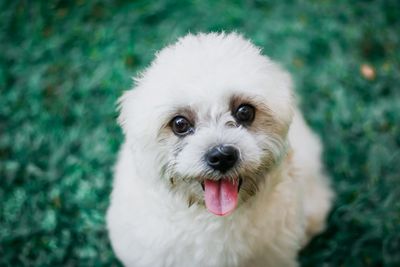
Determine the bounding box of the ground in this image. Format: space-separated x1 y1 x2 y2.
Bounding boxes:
0 0 399 266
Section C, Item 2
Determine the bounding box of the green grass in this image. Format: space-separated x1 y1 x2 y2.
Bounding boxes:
1 0 399 266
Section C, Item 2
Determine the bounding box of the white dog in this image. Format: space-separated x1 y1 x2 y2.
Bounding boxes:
107 32 333 267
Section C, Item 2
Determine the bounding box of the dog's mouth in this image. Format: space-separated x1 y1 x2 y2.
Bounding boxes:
200 177 242 216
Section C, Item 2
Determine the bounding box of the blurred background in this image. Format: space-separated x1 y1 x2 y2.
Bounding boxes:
1 0 399 266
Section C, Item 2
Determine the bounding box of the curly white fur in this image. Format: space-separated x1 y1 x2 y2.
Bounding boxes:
107 32 333 267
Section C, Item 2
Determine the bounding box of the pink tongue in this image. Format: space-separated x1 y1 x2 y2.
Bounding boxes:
204 179 238 216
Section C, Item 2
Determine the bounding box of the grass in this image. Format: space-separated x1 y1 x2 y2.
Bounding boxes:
1 0 399 266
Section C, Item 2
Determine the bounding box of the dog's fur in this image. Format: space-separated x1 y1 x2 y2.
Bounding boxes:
107 33 333 267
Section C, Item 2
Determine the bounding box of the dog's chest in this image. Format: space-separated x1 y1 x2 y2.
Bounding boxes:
132 207 297 267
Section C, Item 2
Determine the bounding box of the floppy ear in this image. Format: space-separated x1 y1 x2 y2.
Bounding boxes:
117 87 163 147
260 63 295 135
117 89 138 136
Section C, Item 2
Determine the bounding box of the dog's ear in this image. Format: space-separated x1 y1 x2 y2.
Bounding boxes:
117 89 137 135
117 88 149 137
117 87 162 147
259 64 295 135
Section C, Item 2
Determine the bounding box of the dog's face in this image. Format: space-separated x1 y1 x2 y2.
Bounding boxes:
119 33 294 216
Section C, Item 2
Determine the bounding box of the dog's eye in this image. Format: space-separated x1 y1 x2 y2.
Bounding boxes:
234 104 255 124
170 116 194 136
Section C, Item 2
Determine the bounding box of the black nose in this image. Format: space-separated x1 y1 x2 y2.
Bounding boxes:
205 145 239 173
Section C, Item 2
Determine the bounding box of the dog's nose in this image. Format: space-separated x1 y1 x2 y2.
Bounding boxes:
205 145 239 173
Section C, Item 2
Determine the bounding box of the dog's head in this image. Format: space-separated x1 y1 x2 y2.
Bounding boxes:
119 33 294 216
